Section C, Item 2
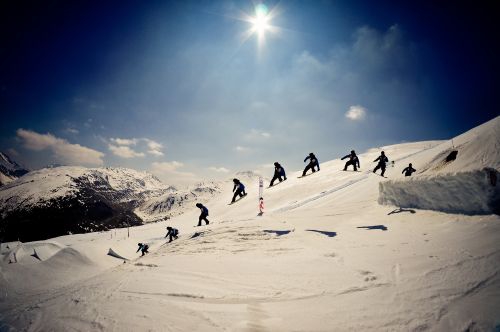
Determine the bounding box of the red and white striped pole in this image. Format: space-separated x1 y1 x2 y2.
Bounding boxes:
258 176 264 214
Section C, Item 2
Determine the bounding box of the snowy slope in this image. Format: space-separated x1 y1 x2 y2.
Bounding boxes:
379 116 500 214
0 152 29 186
0 166 176 241
136 181 222 222
0 118 499 331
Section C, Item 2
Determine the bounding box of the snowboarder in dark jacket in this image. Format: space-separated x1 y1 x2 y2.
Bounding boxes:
402 163 416 177
231 178 246 203
341 150 360 171
373 151 389 176
165 226 179 242
302 153 319 176
136 243 149 256
270 162 287 186
196 203 210 226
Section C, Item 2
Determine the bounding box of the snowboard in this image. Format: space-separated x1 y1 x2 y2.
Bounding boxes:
342 169 361 172
298 172 318 178
229 194 247 205
268 179 287 188
372 172 387 178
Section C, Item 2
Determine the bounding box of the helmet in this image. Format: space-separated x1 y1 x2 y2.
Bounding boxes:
351 150 355 154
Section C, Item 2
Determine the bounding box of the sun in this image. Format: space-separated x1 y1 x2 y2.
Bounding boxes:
250 4 270 35
237 3 280 53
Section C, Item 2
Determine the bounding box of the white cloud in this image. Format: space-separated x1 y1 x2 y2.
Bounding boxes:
150 161 197 186
108 137 164 156
345 105 367 121
108 144 145 158
208 166 230 173
145 139 164 156
65 128 79 135
152 161 184 172
110 138 138 146
244 129 271 141
235 146 250 152
17 129 104 166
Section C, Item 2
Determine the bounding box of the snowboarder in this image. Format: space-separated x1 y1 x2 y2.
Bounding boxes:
341 150 360 171
270 162 287 186
231 178 247 203
136 243 149 256
165 226 179 242
402 163 416 177
302 153 319 176
373 151 389 177
196 203 210 226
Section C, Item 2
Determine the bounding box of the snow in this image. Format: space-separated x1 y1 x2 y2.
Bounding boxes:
379 116 500 214
135 181 222 222
0 117 499 331
0 166 172 215
379 168 500 214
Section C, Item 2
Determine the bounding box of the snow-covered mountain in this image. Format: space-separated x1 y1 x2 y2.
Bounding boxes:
0 166 177 241
136 181 222 222
0 117 499 331
0 152 29 186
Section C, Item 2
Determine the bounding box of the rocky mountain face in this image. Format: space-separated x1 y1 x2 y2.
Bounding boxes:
0 166 193 241
0 152 29 186
135 181 222 222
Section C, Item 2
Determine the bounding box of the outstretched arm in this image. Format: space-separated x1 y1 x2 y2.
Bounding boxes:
374 156 380 162
341 155 348 160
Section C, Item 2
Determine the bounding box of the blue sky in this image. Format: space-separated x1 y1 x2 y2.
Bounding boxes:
0 1 498 185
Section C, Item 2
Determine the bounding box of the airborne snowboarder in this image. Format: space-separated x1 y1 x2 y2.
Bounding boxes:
270 162 287 186
136 243 149 256
373 151 389 177
341 150 360 171
402 163 416 177
231 178 247 203
195 203 210 226
165 226 179 242
302 153 320 176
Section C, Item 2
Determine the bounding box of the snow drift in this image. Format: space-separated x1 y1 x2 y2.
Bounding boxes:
379 168 499 215
379 116 500 214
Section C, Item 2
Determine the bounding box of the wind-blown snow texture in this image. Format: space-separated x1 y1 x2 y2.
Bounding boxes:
379 116 500 214
0 117 499 331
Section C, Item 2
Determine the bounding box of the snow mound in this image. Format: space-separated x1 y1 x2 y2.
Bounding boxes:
379 116 500 214
379 168 499 215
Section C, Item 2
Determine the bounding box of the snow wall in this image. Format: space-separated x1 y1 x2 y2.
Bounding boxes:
378 168 500 215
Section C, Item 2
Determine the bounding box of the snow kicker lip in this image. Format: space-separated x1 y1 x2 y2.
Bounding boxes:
107 248 129 261
379 168 500 215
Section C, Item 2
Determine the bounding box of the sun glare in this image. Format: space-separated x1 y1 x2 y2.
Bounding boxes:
251 14 270 34
238 3 280 54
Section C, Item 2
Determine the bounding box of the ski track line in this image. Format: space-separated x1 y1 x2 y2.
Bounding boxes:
273 175 370 213
119 282 391 305
272 146 439 213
